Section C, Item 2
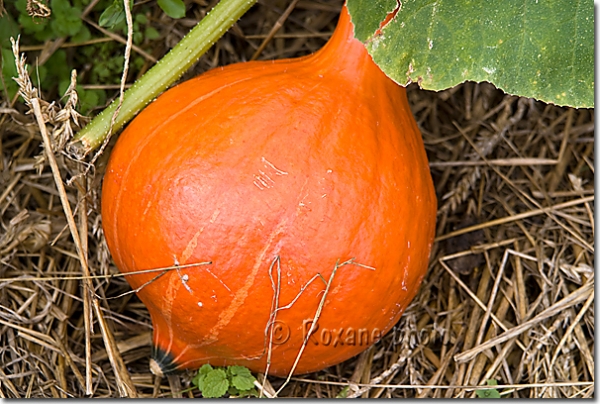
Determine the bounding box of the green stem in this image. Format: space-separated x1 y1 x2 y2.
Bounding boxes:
71 0 257 155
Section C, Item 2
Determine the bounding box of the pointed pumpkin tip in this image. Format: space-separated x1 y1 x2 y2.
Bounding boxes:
149 358 164 377
150 345 178 376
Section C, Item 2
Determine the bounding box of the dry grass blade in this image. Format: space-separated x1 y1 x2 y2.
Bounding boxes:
454 280 594 363
32 86 138 399
436 195 594 242
251 0 300 60
8 38 138 397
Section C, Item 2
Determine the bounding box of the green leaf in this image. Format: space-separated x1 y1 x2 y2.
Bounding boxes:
475 379 502 398
346 0 396 41
336 386 350 398
50 0 83 37
42 49 71 89
79 87 99 113
51 0 72 14
199 368 229 398
71 25 91 43
347 0 594 108
191 364 213 388
144 26 160 40
135 13 148 24
99 0 134 28
0 13 20 49
227 365 256 391
157 0 186 19
1 47 19 99
236 387 258 398
99 3 125 28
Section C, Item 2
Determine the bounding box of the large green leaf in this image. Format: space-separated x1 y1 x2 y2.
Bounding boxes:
347 0 594 108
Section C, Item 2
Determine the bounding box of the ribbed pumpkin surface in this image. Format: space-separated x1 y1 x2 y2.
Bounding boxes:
101 6 437 376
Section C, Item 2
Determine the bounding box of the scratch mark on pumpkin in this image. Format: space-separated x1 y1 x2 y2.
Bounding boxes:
210 209 220 223
203 220 288 345
142 199 153 217
262 157 288 175
296 179 311 215
254 158 288 190
253 172 273 190
180 227 204 264
180 209 220 264
203 267 232 293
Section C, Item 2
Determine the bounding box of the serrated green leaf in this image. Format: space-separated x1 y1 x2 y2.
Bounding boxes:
347 0 594 108
157 0 186 19
51 0 72 15
191 363 213 388
199 364 214 376
199 369 229 398
227 366 255 391
50 1 83 37
236 387 258 397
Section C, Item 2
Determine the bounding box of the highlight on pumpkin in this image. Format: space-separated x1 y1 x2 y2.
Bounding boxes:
100 5 437 377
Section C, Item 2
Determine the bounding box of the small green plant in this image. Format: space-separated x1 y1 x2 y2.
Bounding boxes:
475 379 502 399
191 364 258 398
99 0 184 28
0 0 164 113
336 386 350 398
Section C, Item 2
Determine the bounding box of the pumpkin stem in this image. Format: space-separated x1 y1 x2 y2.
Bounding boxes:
311 6 386 80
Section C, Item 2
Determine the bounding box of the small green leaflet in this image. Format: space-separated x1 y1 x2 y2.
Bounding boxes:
336 386 350 398
100 0 184 28
192 364 257 398
475 379 502 398
227 365 255 391
347 0 594 108
201 369 229 398
191 363 213 388
99 0 133 28
157 0 186 19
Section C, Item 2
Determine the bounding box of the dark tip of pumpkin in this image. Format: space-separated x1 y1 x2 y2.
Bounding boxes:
150 345 178 377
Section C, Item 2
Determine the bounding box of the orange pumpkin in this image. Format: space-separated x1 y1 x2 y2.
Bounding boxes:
101 5 437 377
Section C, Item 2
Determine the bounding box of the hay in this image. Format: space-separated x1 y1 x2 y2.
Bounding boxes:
0 0 594 398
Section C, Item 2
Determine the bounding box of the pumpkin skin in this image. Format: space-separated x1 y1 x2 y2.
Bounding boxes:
101 5 437 377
